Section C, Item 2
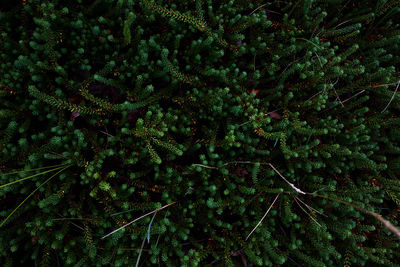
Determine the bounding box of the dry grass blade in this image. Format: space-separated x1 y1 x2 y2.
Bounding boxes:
381 80 400 113
0 163 67 177
295 196 327 217
0 165 68 189
246 193 280 241
322 89 365 112
192 163 219 170
0 165 71 228
101 201 176 239
294 197 321 227
135 233 147 267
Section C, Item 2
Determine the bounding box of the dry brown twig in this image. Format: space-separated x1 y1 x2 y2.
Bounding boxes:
316 194 400 240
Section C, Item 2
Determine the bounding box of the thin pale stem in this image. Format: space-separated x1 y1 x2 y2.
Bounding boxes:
101 201 176 239
246 193 280 240
294 197 321 227
295 196 327 217
381 80 400 113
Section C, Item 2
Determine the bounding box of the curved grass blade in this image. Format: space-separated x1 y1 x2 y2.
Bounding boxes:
147 212 157 243
110 208 136 217
0 165 68 189
135 233 147 267
0 163 68 177
101 201 176 239
0 165 71 228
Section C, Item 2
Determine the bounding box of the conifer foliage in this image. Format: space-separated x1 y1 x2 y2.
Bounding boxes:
1 0 400 266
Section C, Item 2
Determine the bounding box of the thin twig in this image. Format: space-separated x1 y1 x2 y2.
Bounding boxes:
306 90 323 101
369 212 400 239
101 201 176 239
195 161 312 195
249 4 269 15
294 196 327 217
97 247 150 251
246 194 280 240
316 194 400 240
331 78 344 107
314 52 323 68
371 82 400 88
194 161 320 195
192 164 219 170
294 197 321 227
335 19 352 29
223 161 251 166
322 89 365 112
49 151 67 158
381 80 400 113
333 89 344 106
340 89 366 105
99 130 114 137
56 213 85 231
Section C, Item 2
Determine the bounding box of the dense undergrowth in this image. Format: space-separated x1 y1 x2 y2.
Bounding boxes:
1 0 400 266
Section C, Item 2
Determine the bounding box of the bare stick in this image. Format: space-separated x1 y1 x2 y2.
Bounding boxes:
381 80 400 113
368 212 400 239
246 194 280 240
268 163 306 195
316 194 400 240
101 202 176 239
